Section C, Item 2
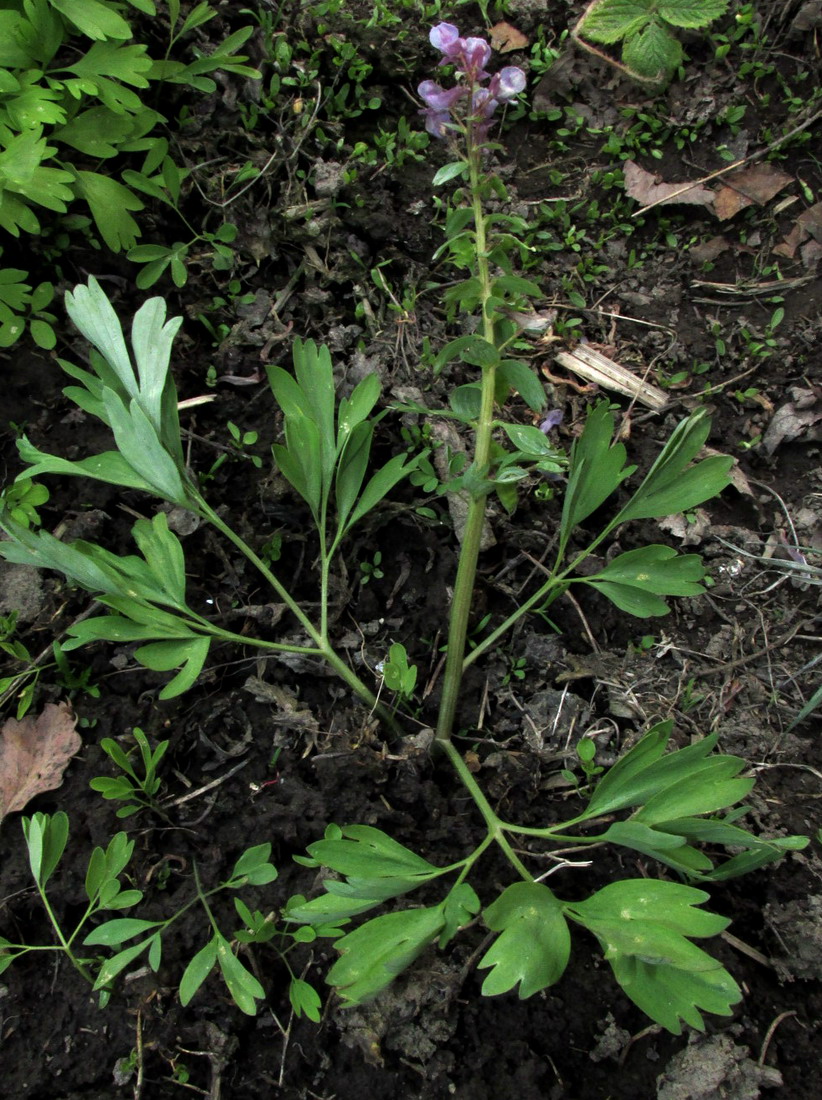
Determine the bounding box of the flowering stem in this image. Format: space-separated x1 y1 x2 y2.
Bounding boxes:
435 139 498 746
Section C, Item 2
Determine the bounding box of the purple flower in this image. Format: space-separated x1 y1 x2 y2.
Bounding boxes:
490 67 527 102
539 410 563 433
421 22 526 142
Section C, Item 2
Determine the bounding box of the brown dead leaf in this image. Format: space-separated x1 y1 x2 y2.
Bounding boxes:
689 236 731 264
489 21 529 52
713 164 793 221
763 389 822 455
798 201 822 243
623 160 715 211
0 702 80 821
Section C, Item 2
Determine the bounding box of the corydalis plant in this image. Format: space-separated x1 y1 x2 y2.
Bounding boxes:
418 22 526 140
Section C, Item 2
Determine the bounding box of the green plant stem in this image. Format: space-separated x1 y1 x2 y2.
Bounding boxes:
37 888 96 984
434 143 499 746
440 740 533 882
193 494 400 732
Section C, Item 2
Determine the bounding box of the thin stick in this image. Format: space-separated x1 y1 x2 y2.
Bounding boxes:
632 108 822 216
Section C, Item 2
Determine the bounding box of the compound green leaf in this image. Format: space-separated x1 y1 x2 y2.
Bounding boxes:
22 811 68 887
216 937 264 1015
584 722 716 817
58 107 137 158
345 451 418 533
130 514 187 607
440 883 481 946
479 882 570 998
93 937 155 989
328 905 445 1004
569 880 729 939
0 129 74 212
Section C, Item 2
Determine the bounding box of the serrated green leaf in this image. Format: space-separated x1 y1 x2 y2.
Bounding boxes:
579 0 651 44
623 18 683 79
658 0 728 29
479 882 570 998
328 906 445 1004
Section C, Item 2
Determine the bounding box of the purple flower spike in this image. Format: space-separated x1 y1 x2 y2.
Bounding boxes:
430 23 460 52
421 22 527 142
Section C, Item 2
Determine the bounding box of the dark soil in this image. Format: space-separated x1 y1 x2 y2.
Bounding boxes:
1 2 821 1098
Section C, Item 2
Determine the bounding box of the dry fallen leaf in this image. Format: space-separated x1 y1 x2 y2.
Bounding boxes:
489 21 529 53
713 164 793 221
0 702 80 821
763 389 822 455
623 160 715 210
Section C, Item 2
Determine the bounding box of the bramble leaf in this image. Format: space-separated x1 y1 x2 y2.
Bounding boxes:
579 0 651 44
623 19 683 79
658 0 729 29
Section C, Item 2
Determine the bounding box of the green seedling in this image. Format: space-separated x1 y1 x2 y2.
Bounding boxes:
380 643 418 702
90 727 168 818
0 811 296 1016
359 550 384 586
